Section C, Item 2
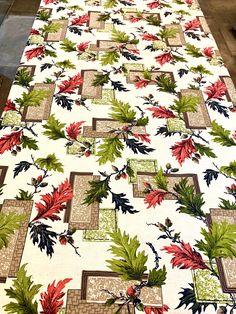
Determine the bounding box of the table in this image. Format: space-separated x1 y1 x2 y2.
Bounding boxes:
0 0 236 313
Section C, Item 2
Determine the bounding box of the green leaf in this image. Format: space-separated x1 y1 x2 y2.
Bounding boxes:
104 0 117 8
15 189 34 200
4 264 41 314
60 38 77 52
147 266 167 287
159 27 179 39
44 49 57 58
146 15 161 26
219 198 236 210
220 161 236 178
68 5 83 10
0 212 26 249
36 9 51 21
111 29 130 43
107 228 148 281
196 221 236 259
156 74 177 94
101 50 120 66
41 22 62 34
173 178 205 220
210 120 236 147
97 13 110 22
110 99 136 123
55 60 76 70
155 168 168 191
190 65 212 75
194 142 216 158
15 90 50 107
83 179 110 205
170 95 200 114
172 55 187 63
126 165 135 178
35 153 64 173
136 116 149 126
14 68 33 88
143 69 152 80
43 114 66 140
174 0 184 4
185 43 202 58
105 298 116 306
97 138 124 165
92 73 110 87
21 135 38 150
175 9 190 15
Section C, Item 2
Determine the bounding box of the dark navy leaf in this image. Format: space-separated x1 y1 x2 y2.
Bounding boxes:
111 192 138 214
13 161 32 178
176 283 217 314
178 68 189 78
125 138 155 154
69 27 82 35
121 51 142 61
203 169 219 186
29 223 57 257
54 95 73 111
208 101 229 118
40 63 53 72
111 18 124 25
111 80 129 92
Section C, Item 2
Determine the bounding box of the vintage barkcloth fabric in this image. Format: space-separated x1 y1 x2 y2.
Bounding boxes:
0 0 236 313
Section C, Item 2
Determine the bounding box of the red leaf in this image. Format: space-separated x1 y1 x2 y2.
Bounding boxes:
155 52 173 66
171 138 196 165
4 100 16 112
135 79 150 89
145 305 169 314
58 73 83 94
130 17 142 23
77 41 90 52
202 47 214 58
140 33 159 41
0 130 22 154
147 1 160 9
144 190 168 208
25 46 45 61
70 14 89 26
147 106 176 119
133 133 151 143
184 18 201 31
204 79 227 100
127 49 140 55
162 242 208 270
66 121 85 140
43 0 56 4
40 278 72 314
32 179 73 222
30 28 40 35
185 0 193 4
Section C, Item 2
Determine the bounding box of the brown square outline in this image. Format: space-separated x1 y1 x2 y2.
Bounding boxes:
64 172 100 230
21 83 55 122
133 172 200 198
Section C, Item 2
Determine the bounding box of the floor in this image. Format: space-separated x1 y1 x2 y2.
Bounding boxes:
0 0 40 109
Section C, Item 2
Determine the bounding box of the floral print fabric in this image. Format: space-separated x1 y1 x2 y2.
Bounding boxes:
0 0 236 313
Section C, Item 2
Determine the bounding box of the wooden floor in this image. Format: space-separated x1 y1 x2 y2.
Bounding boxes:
199 0 236 85
0 0 236 106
